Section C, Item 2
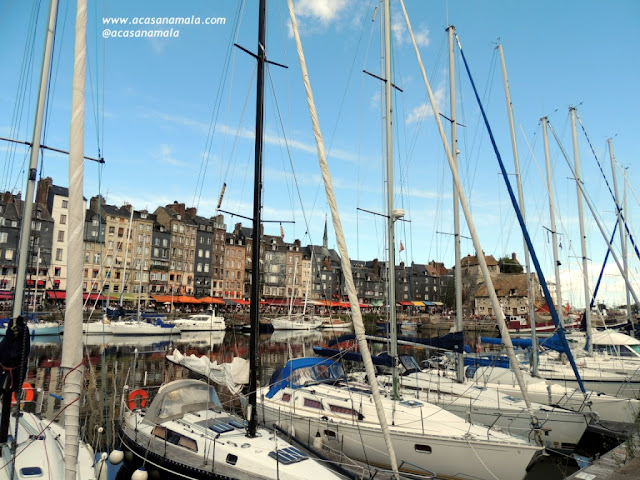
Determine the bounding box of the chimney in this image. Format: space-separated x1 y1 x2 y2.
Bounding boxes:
90 195 105 213
234 222 243 235
166 201 186 216
512 252 517 262
185 207 197 219
36 177 52 206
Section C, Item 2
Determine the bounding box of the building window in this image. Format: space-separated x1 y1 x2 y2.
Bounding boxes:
62 200 68 208
58 231 65 242
5 249 14 260
60 214 67 225
55 249 63 261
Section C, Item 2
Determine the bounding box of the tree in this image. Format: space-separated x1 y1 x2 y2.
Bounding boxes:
498 255 523 274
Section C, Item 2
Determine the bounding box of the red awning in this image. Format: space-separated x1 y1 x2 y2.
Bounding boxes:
0 292 13 301
83 292 105 301
197 296 225 305
150 295 173 303
399 301 413 306
264 298 291 306
234 299 250 305
46 290 66 300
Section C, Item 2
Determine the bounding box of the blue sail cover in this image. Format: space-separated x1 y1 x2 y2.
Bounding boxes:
480 333 567 353
266 357 344 399
327 331 464 352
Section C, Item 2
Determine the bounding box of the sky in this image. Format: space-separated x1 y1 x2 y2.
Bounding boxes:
1 0 639 309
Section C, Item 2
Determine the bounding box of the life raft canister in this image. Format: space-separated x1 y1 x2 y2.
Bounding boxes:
11 383 35 405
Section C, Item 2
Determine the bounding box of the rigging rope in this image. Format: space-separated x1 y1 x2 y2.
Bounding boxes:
575 112 640 263
453 32 586 394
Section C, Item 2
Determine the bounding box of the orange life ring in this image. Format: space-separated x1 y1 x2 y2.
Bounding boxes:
127 389 149 410
11 383 35 405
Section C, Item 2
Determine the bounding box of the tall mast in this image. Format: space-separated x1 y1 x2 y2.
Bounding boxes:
447 25 464 383
61 0 87 477
382 0 400 400
12 0 60 319
497 43 538 375
247 0 266 439
397 6 536 406
570 108 592 353
547 121 640 316
608 138 630 324
286 0 399 475
624 169 631 320
541 117 564 326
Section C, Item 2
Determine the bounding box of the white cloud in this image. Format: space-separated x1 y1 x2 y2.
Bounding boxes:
392 19 429 48
413 26 430 47
158 144 190 167
406 87 445 124
295 0 349 25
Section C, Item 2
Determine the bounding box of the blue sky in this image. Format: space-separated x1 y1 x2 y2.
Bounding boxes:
1 0 639 308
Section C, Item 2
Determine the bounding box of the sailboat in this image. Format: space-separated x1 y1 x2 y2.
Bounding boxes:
259 3 543 480
115 2 343 479
1 0 99 478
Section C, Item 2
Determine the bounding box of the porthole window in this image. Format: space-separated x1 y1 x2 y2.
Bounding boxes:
415 444 432 454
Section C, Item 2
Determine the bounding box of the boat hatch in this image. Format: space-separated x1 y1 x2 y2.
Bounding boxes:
400 399 423 408
502 395 523 403
226 454 238 465
268 447 308 465
210 423 235 434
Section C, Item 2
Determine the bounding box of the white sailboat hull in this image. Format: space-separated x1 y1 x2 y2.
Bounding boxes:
0 412 96 480
259 382 542 480
471 366 640 424
119 380 341 480
172 313 226 331
109 320 180 336
368 370 589 451
270 315 322 330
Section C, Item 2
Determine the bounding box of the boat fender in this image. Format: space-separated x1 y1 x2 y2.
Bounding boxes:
108 449 124 465
127 389 149 410
131 467 148 480
96 452 108 480
11 383 35 405
312 432 323 450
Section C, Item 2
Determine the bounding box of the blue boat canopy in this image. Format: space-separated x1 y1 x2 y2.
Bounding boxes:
266 357 344 399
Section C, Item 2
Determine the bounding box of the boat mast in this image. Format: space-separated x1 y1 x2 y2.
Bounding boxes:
541 117 565 326
547 121 640 318
624 169 631 321
497 43 538 375
61 0 87 477
570 108 592 353
382 0 401 401
608 138 631 325
12 0 60 320
286 0 400 475
398 1 536 407
247 0 266 439
447 25 464 383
